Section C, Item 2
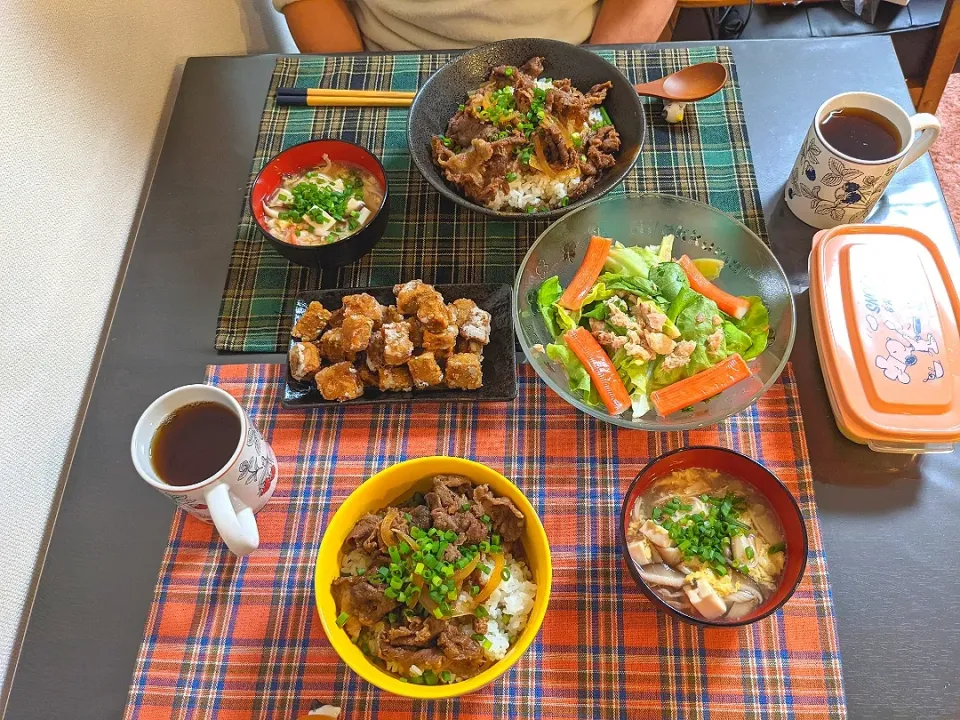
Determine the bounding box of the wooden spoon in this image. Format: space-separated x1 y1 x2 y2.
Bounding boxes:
633 62 728 103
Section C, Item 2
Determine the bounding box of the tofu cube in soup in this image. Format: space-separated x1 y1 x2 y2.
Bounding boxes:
342 293 384 325
408 352 444 389
316 362 364 402
378 365 414 392
445 353 483 390
341 314 374 352
288 341 321 381
291 301 332 341
382 322 414 366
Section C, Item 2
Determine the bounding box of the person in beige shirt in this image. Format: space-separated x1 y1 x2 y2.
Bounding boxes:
275 0 677 53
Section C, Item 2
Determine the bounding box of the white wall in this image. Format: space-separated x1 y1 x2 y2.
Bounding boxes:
0 0 293 688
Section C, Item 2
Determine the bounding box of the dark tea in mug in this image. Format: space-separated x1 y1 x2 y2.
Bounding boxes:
818 107 902 162
150 401 241 486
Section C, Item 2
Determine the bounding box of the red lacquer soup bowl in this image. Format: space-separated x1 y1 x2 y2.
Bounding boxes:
250 139 390 270
619 446 808 627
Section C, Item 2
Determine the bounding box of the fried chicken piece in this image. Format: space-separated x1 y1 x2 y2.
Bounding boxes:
417 291 453 332
342 314 375 352
291 301 332 341
459 303 491 345
394 280 429 315
404 318 424 348
327 308 345 329
288 341 321 381
378 366 414 392
383 305 404 324
422 324 458 353
456 337 485 356
358 365 379 388
393 280 452 331
445 353 483 390
341 293 384 325
319 328 351 363
382 322 414 366
408 352 444 389
366 330 385 370
316 362 364 402
448 298 476 328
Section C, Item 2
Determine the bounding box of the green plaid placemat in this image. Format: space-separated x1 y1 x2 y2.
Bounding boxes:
216 46 765 353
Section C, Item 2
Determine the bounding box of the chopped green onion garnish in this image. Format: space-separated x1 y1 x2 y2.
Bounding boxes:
768 542 786 555
505 172 517 182
504 67 514 76
475 605 489 618
356 567 365 576
501 568 511 581
441 670 453 683
461 503 471 512
336 611 349 627
745 546 755 560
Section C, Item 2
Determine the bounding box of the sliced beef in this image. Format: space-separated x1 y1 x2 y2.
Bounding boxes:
442 544 462 563
407 504 432 531
545 87 593 129
473 484 525 543
432 137 494 197
591 125 621 153
445 110 496 149
346 513 381 552
472 615 488 636
432 474 474 511
331 576 398 626
519 56 545 78
570 174 598 200
538 124 577 171
585 80 613 106
379 644 446 672
381 617 445 648
429 506 490 546
438 623 485 676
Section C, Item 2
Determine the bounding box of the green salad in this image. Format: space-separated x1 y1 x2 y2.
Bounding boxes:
535 234 770 417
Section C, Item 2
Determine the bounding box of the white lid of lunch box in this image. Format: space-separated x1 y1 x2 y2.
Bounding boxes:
809 224 960 454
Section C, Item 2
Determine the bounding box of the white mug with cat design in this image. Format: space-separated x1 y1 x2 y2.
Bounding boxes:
785 91 940 229
131 385 278 556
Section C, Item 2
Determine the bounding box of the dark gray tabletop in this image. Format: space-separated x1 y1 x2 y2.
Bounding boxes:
4 38 959 720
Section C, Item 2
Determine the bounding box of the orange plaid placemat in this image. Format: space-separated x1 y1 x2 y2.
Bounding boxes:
125 362 846 719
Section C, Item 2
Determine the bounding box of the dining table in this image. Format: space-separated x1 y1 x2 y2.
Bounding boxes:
3 37 958 720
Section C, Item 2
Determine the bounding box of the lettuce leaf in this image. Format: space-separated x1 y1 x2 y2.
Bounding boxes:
648 262 689 303
554 305 580 332
596 272 659 299
604 242 661 278
722 321 753 356
733 296 770 360
611 348 653 416
537 276 563 339
545 342 603 408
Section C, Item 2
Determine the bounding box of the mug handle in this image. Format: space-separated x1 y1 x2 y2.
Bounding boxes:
205 483 259 556
898 113 941 171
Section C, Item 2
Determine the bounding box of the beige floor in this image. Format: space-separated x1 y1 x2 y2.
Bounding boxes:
0 0 293 692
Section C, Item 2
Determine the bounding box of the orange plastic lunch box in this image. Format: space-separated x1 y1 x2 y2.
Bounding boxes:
809 224 960 454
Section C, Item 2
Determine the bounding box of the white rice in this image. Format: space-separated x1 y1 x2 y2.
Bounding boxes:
487 174 581 212
478 555 538 662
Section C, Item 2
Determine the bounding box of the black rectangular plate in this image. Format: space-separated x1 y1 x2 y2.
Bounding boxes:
283 283 518 408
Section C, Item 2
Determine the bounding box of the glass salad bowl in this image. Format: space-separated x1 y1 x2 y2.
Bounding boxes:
514 193 795 430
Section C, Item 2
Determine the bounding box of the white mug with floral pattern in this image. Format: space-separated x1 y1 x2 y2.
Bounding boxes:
785 91 940 229
131 385 278 556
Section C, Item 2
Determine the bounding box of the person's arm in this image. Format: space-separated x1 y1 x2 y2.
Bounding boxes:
280 0 364 53
589 0 678 44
